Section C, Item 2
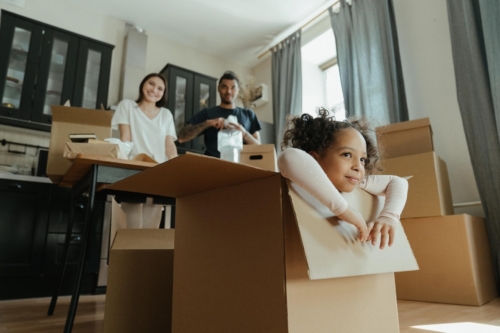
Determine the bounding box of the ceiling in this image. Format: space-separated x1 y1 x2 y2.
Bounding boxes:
67 0 335 68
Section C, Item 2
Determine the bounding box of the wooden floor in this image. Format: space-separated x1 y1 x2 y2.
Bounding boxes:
0 295 499 332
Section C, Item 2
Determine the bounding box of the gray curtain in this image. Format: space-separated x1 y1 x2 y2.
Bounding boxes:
271 31 302 149
329 0 408 123
447 0 500 286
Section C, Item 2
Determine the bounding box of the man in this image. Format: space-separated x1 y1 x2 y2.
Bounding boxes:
177 71 261 157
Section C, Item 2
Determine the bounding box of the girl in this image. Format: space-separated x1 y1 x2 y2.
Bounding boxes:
278 109 408 249
112 73 177 229
112 73 178 163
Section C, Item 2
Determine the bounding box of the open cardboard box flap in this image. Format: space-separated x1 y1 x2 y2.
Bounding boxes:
47 105 113 183
106 154 417 280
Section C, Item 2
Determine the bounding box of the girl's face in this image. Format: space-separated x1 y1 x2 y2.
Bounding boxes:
311 127 367 193
141 76 165 104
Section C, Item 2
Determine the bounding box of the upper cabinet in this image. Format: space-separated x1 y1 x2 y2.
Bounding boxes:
160 64 217 154
0 11 114 132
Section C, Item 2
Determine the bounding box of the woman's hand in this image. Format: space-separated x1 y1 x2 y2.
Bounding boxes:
337 207 368 242
366 216 397 249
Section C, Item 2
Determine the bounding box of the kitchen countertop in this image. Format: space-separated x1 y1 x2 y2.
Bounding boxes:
0 172 53 184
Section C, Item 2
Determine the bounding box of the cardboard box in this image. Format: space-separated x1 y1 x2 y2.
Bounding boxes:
106 154 418 332
104 229 175 333
63 142 121 160
395 214 498 306
240 143 278 171
376 118 433 159
47 105 113 183
381 151 453 218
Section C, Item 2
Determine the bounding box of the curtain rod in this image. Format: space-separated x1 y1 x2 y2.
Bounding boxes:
257 0 341 60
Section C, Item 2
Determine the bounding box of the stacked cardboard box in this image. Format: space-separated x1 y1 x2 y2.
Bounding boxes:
377 118 498 305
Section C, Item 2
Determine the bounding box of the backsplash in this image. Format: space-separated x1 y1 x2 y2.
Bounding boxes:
0 124 50 176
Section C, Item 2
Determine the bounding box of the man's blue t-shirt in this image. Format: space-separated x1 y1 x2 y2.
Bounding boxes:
188 106 262 158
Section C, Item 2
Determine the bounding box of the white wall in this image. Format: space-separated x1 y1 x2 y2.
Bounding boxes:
251 56 273 123
393 0 483 216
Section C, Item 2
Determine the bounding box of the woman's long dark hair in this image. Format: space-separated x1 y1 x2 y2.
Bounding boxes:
136 73 168 108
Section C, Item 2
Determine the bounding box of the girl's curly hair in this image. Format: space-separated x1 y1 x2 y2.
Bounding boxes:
281 108 382 175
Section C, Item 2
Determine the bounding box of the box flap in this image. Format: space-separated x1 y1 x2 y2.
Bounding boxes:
105 154 276 198
52 105 113 126
47 106 113 183
286 180 418 279
376 117 431 134
112 229 174 250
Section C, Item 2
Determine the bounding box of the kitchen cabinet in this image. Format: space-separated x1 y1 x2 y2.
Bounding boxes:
0 180 104 300
0 10 113 132
160 64 217 154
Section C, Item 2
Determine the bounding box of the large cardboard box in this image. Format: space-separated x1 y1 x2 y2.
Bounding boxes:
103 228 175 333
107 154 418 333
47 105 113 183
395 214 498 306
240 143 277 171
381 151 453 218
376 118 433 159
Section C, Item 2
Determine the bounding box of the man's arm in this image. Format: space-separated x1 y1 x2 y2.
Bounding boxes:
177 118 225 143
244 131 261 145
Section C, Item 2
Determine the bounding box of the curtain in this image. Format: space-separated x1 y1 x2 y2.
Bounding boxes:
329 0 408 124
271 31 302 149
447 0 500 286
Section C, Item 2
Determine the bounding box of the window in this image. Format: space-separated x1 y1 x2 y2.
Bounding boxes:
324 63 346 121
301 28 345 120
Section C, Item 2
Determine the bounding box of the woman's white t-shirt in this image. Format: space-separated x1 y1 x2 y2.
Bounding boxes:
112 99 177 163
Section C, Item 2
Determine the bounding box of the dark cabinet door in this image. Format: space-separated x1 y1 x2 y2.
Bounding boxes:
0 180 51 277
161 64 217 154
0 11 114 132
0 13 43 121
73 39 113 110
31 29 79 124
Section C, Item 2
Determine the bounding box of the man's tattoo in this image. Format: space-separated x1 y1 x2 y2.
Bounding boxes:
178 122 209 141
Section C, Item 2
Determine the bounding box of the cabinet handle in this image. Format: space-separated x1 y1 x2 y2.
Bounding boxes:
76 204 85 210
8 183 22 189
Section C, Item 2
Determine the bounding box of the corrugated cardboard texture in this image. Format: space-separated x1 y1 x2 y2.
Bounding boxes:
283 184 400 332
395 214 498 306
240 143 278 171
287 181 418 279
104 229 174 333
106 153 276 198
376 118 433 159
63 142 119 160
47 106 112 183
106 154 418 332
381 151 453 218
172 175 288 333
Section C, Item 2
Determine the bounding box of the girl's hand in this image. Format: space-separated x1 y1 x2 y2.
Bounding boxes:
337 207 368 242
366 216 397 249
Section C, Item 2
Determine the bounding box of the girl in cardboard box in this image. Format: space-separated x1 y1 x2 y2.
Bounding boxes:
112 73 178 229
278 108 408 249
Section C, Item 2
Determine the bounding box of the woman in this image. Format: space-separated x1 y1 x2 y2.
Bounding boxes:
112 73 178 163
112 73 177 229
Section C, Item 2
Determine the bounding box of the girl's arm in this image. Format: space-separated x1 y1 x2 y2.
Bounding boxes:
359 175 408 225
359 175 408 249
278 148 368 241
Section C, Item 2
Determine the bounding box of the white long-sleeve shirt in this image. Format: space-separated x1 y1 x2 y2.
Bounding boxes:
278 148 408 225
